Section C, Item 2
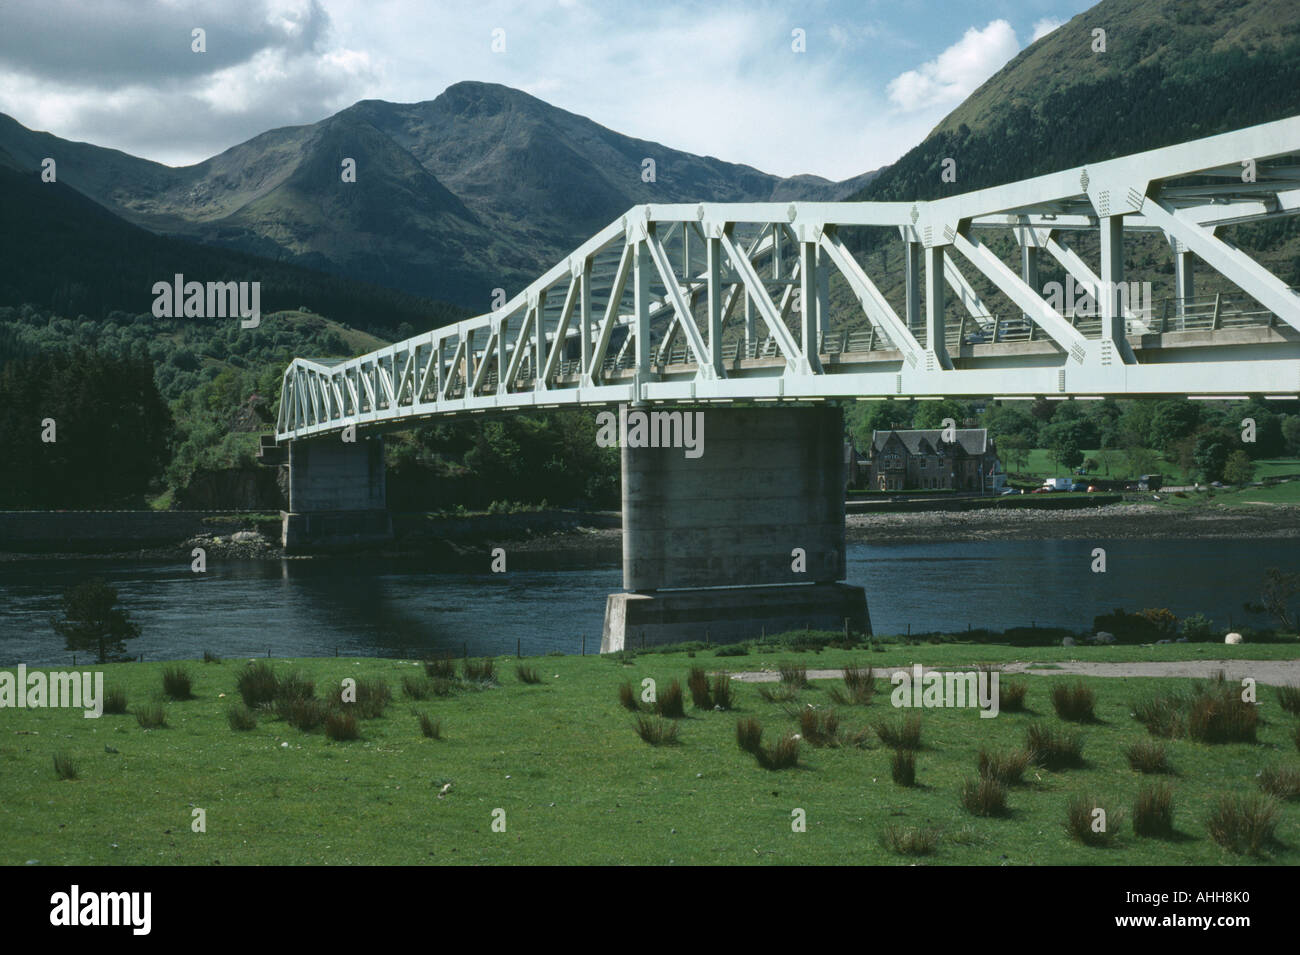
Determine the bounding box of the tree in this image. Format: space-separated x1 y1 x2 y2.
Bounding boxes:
1042 420 1089 473
1194 433 1231 483
1282 415 1300 456
846 399 913 448
914 398 968 431
1245 568 1300 632
998 434 1031 474
51 579 141 663
1223 450 1255 486
1149 398 1201 452
1125 446 1160 480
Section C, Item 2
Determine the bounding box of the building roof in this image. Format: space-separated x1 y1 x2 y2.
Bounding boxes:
871 428 989 456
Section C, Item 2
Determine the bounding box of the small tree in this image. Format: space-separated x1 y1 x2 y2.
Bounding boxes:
51 579 141 663
1223 450 1255 486
1245 568 1300 632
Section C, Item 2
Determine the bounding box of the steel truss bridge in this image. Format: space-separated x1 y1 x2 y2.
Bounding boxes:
277 116 1300 442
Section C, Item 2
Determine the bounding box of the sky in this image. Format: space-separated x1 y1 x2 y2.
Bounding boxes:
0 0 1096 180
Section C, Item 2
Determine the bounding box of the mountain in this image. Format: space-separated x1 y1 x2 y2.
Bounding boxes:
0 82 880 310
0 161 466 337
852 0 1300 203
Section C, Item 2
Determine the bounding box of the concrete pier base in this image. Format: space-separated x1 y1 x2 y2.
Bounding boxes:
281 435 391 551
602 404 864 652
601 583 869 653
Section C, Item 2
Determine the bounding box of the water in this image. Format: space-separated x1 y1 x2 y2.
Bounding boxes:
0 539 1292 664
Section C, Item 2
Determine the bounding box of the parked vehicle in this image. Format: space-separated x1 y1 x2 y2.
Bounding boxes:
1042 477 1073 491
1138 474 1164 491
1070 481 1088 492
1031 485 1054 494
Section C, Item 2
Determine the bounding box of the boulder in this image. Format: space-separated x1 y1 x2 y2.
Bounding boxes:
1224 632 1244 645
1175 637 1188 643
1156 639 1171 645
1093 631 1117 645
1062 637 1077 647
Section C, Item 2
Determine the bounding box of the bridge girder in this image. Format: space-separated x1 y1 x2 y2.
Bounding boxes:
277 116 1300 441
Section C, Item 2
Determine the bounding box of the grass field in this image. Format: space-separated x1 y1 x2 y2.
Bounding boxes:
1014 450 1300 484
4 644 1299 865
1151 481 1300 507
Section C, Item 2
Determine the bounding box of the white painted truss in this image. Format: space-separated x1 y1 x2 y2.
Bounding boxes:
277 115 1300 441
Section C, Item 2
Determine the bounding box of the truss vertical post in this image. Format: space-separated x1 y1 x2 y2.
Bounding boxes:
1021 243 1040 323
1099 215 1135 361
816 244 830 351
925 245 952 369
634 236 651 378
1170 238 1194 323
799 241 823 374
905 241 921 334
579 258 593 387
707 235 725 376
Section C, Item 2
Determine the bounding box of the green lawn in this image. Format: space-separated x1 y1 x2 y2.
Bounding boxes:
4 647 1298 865
1151 480 1300 508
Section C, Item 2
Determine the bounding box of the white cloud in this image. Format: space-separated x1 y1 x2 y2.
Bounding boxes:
1031 18 1063 42
886 19 1019 112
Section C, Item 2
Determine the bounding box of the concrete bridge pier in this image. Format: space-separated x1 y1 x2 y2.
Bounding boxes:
601 405 869 652
281 435 392 551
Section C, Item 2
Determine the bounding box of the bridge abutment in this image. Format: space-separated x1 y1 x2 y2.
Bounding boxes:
601 405 868 652
281 436 392 551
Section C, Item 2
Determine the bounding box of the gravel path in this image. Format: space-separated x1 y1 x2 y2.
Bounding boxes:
730 659 1300 687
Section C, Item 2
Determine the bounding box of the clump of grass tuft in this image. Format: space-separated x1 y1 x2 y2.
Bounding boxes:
52 751 78 780
618 681 639 712
516 665 542 685
1026 723 1084 769
758 683 798 704
797 707 840 746
875 713 922 750
425 654 456 680
1136 682 1258 743
960 776 1007 817
736 717 763 754
1133 782 1175 838
891 748 916 786
655 680 685 718
349 678 391 718
236 662 279 707
102 685 127 715
418 712 442 739
1293 722 1300 753
202 650 222 664
276 670 315 702
1125 739 1172 774
161 665 193 701
277 696 327 731
226 704 257 731
1257 765 1300 800
324 709 360 741
977 748 1030 786
998 680 1029 713
1051 680 1095 722
778 662 808 688
463 657 497 684
830 663 875 705
1206 794 1279 856
1065 794 1123 846
1276 683 1300 716
634 714 679 746
402 674 433 700
756 733 800 770
880 823 937 856
687 666 712 708
135 702 166 729
710 673 732 710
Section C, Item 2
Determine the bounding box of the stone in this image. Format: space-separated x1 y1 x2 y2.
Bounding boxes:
1062 637 1077 647
1175 637 1188 643
1156 639 1171 645
1094 631 1117 645
1224 632 1244 645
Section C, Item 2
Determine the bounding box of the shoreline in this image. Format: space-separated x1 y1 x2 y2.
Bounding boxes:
2 502 1298 563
